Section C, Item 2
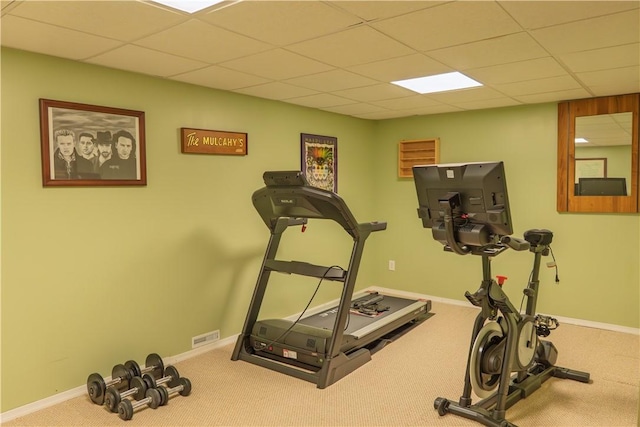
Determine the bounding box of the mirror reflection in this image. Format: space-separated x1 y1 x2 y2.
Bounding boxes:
574 112 632 196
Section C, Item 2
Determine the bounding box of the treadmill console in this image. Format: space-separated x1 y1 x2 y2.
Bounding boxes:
263 171 308 187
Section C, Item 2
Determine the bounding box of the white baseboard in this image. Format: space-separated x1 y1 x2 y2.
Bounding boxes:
2 287 637 422
369 285 640 336
0 336 238 424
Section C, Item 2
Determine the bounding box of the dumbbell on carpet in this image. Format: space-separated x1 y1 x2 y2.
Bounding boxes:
117 388 162 421
86 364 132 405
124 353 164 380
104 377 150 413
142 365 181 390
157 377 192 406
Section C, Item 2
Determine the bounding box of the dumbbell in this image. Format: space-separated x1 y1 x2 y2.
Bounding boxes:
156 377 192 406
142 365 181 390
117 388 162 421
87 364 132 405
124 353 164 380
104 376 150 413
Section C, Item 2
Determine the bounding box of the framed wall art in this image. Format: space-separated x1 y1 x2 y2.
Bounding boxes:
575 157 607 183
300 133 337 193
39 98 146 187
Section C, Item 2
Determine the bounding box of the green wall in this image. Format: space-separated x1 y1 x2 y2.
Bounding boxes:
2 48 639 412
369 106 639 328
0 48 377 411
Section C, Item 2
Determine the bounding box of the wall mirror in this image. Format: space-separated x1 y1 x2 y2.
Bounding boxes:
557 93 639 213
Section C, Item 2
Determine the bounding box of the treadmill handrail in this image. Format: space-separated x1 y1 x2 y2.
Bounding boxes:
264 260 346 281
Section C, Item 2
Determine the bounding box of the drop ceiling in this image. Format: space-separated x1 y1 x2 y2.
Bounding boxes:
1 0 639 120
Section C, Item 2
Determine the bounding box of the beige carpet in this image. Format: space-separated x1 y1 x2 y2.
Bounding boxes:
4 301 639 426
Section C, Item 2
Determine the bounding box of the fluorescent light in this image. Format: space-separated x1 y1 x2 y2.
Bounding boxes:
150 0 224 13
575 138 589 143
391 72 482 94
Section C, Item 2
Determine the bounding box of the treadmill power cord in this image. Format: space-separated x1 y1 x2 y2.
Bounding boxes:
258 265 345 351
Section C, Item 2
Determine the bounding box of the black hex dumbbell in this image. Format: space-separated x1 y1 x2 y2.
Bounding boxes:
117 388 162 421
86 364 132 405
104 377 150 413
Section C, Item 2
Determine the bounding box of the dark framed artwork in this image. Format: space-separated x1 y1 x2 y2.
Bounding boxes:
300 133 337 193
39 98 146 187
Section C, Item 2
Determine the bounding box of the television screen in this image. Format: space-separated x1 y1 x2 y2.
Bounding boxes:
413 162 512 248
578 177 627 196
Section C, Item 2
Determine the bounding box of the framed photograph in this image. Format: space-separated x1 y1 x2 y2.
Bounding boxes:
301 133 337 193
575 157 607 183
39 99 146 187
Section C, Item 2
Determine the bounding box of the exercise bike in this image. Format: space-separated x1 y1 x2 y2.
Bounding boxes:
412 162 590 427
433 228 591 427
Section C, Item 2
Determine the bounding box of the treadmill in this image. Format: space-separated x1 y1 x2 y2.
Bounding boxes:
231 171 431 388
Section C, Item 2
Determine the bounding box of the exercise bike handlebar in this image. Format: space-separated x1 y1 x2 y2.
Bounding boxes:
500 235 530 251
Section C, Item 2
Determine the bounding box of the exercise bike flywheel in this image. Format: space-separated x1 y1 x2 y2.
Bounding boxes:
469 321 504 398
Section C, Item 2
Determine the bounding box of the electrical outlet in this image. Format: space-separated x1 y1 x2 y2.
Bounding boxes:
388 260 396 271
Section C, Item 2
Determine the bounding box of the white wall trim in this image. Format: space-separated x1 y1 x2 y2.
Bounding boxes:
369 285 640 336
0 336 238 423
2 287 637 422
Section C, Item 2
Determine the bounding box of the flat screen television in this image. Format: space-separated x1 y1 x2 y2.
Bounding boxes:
577 177 627 196
413 161 512 249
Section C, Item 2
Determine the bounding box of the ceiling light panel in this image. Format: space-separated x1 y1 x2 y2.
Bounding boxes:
392 72 482 94
150 0 224 14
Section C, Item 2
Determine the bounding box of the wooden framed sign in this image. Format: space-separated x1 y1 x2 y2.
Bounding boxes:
180 128 247 155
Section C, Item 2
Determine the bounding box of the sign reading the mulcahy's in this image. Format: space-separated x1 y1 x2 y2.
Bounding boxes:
180 128 248 155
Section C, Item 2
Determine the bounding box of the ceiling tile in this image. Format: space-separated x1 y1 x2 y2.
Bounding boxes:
321 103 389 116
426 32 548 70
371 95 441 110
371 1 522 51
467 57 567 85
498 0 639 30
558 43 640 73
427 87 509 104
513 88 592 104
0 15 123 60
200 1 361 46
576 66 640 96
284 69 378 92
330 1 441 21
494 75 583 97
453 98 521 111
171 65 270 90
332 84 415 102
398 104 464 116
219 49 334 80
531 9 640 54
134 19 271 64
286 25 415 68
235 82 318 101
7 0 187 41
285 93 355 108
347 53 452 82
86 45 208 77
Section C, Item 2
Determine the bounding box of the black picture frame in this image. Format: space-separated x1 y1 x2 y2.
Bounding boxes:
300 133 337 193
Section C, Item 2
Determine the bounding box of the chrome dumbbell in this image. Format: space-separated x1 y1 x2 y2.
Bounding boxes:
157 377 192 406
86 364 132 405
124 353 164 380
104 377 149 413
117 388 162 421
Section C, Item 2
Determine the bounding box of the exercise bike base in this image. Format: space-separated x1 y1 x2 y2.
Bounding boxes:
434 364 590 427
